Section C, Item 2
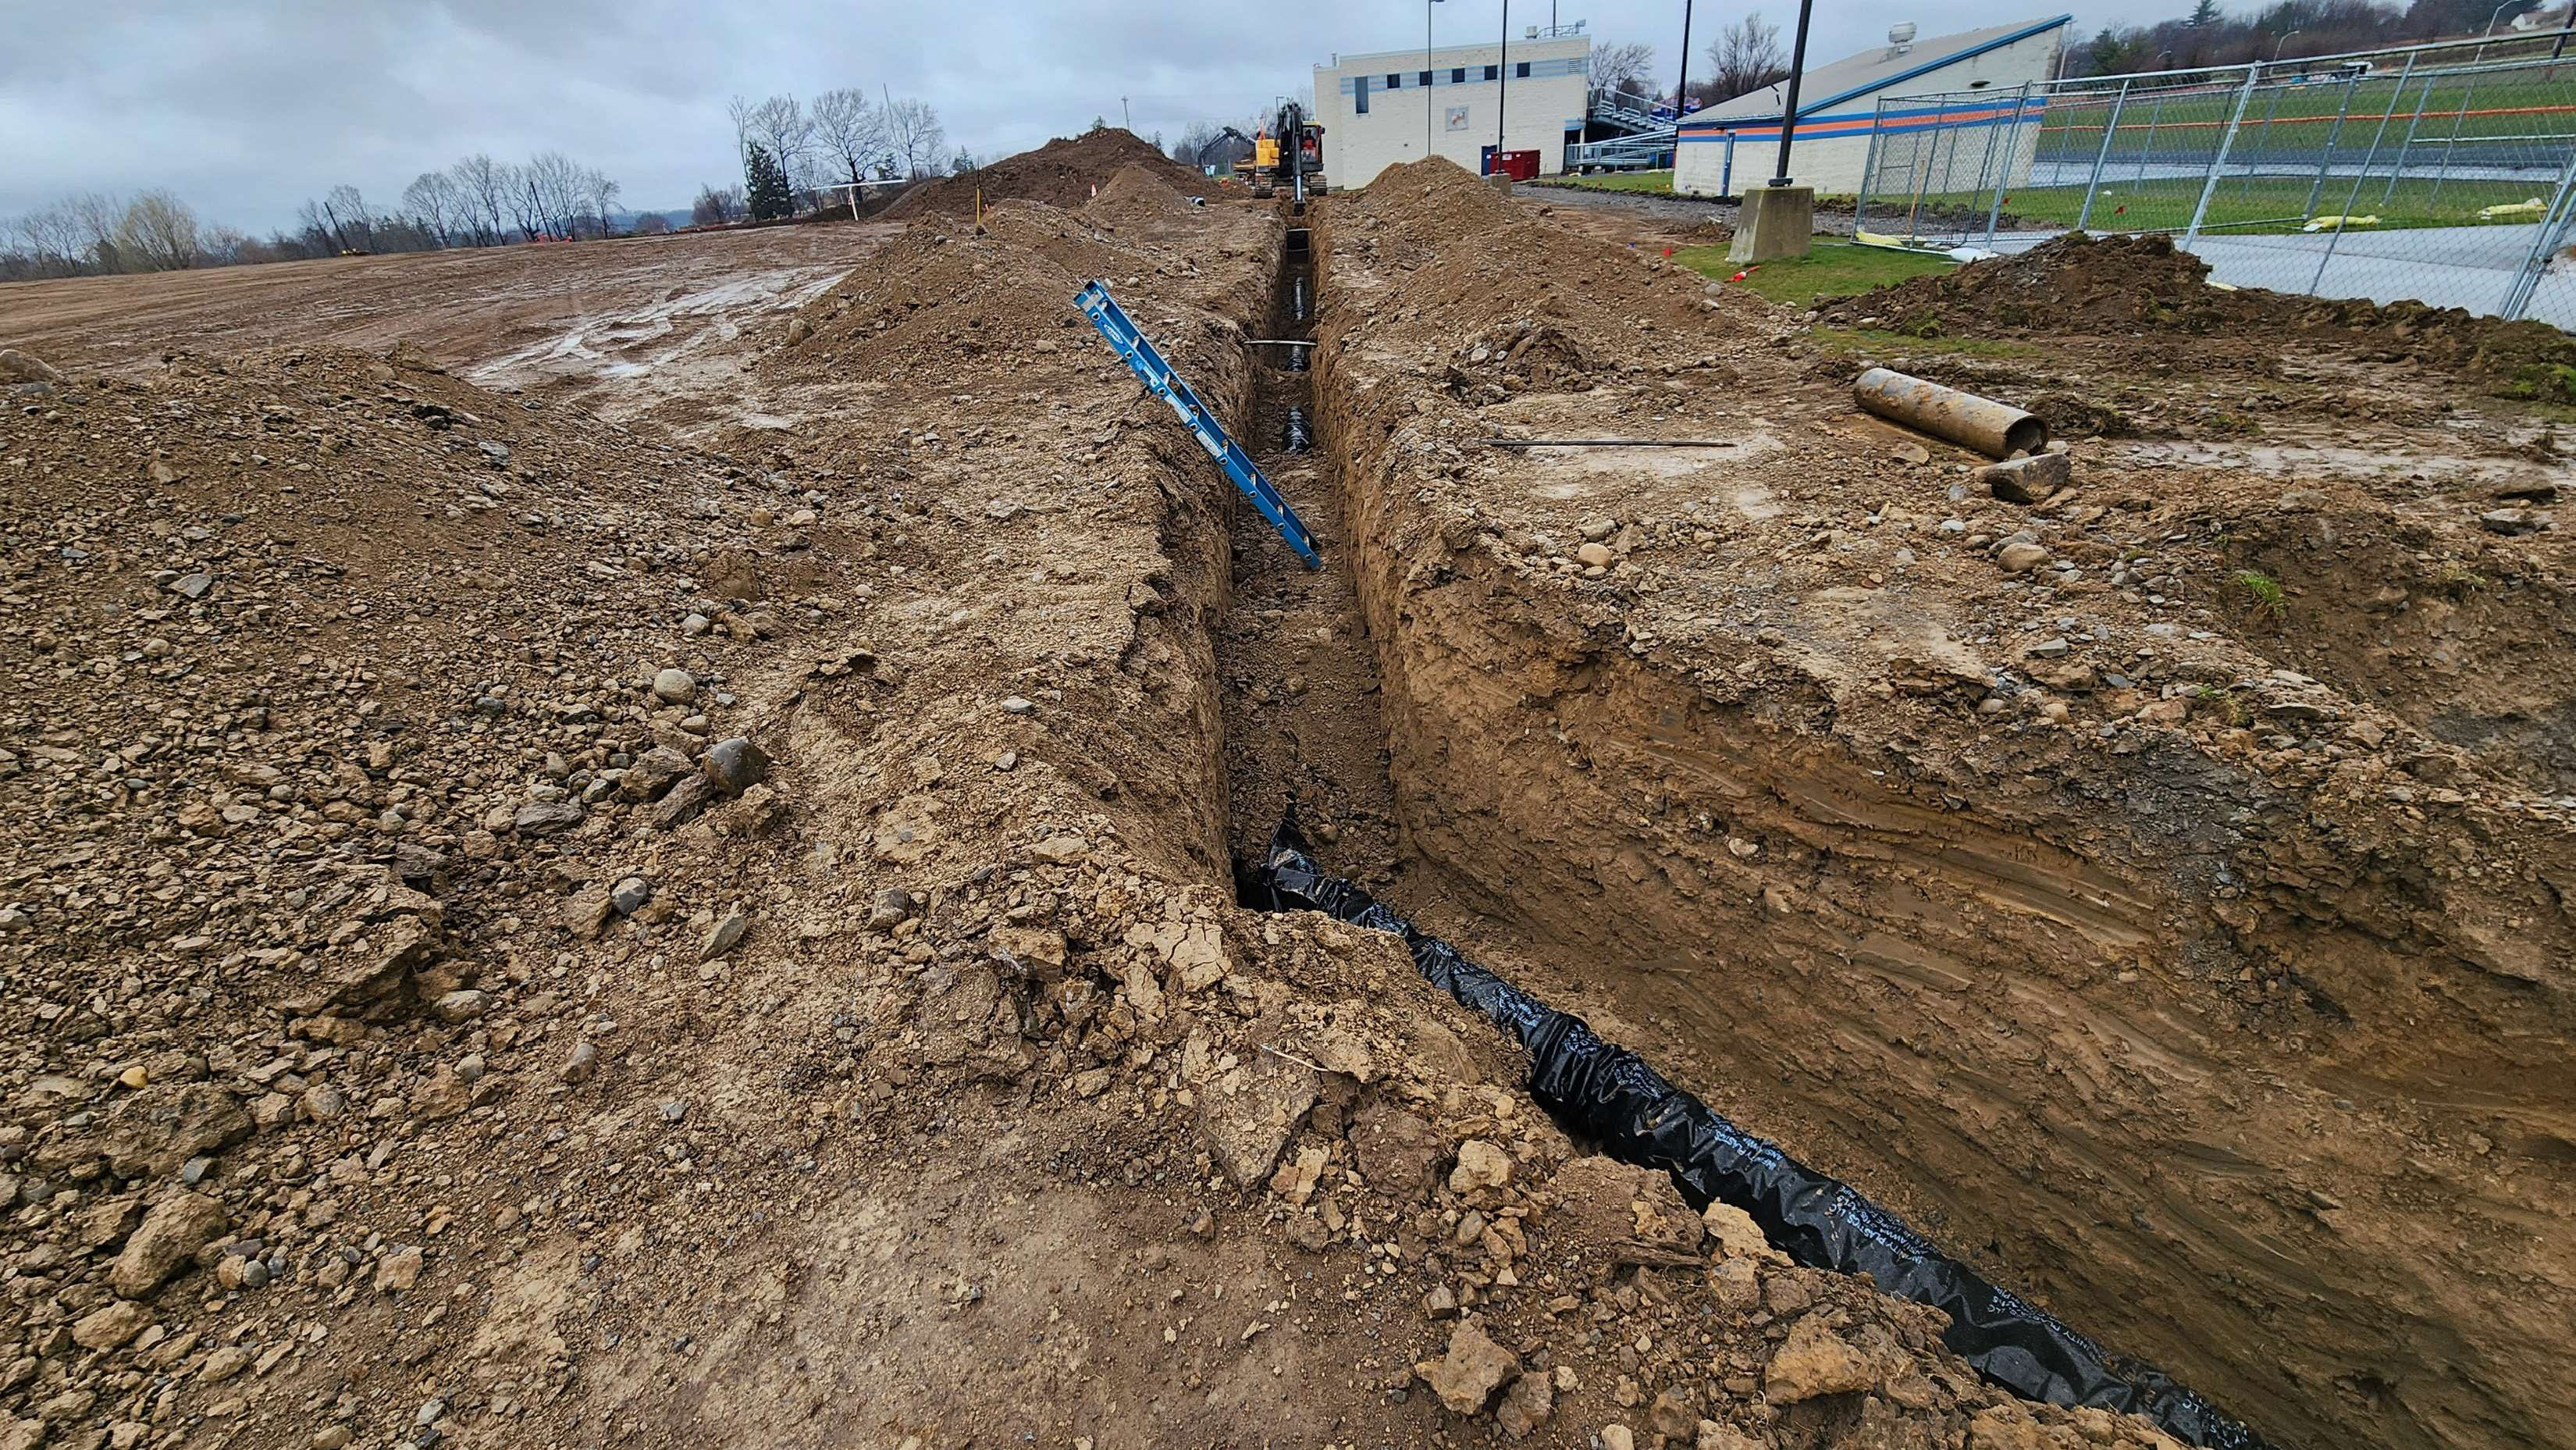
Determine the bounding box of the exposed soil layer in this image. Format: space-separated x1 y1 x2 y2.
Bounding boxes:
1313 158 2576 1450
0 162 2210 1450
1822 232 2576 401
881 127 1216 219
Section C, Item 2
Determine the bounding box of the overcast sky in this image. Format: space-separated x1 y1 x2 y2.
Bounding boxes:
1 0 2103 233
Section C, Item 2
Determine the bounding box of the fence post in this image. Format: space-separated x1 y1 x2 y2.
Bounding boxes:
2076 79 2132 232
2425 66 2484 207
2301 73 2365 220
2501 141 2576 319
1984 82 2037 248
2382 66 2439 205
1722 130 1737 197
2183 64 2263 251
2309 51 2419 297
1856 99 1884 225
1967 87 2014 247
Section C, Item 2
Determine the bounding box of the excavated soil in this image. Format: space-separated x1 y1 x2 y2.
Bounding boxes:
881 127 1216 219
9 134 2576 1450
1304 159 2576 1450
1823 231 2576 401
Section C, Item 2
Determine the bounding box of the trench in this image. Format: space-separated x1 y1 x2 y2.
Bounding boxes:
1213 223 1408 886
1205 212 2280 1447
1195 205 2349 1450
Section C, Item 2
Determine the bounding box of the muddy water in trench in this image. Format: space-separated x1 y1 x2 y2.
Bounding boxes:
1215 226 1410 882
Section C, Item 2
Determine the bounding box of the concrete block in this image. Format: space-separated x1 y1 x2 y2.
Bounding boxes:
1727 184 1815 265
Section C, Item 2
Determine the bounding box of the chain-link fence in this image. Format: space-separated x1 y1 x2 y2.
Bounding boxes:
1854 31 2576 326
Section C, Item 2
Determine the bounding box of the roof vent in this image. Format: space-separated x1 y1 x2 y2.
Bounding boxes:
1886 21 1917 57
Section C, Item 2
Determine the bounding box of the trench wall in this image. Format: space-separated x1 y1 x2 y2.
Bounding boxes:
1305 202 2576 1450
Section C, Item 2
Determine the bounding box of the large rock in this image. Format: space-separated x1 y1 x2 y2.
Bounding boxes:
290 914 439 1016
1414 1319 1521 1414
701 737 769 795
37 1082 253 1181
0 350 63 383
70 1300 153 1350
1763 1316 1878 1402
1197 1051 1319 1188
110 1192 229 1298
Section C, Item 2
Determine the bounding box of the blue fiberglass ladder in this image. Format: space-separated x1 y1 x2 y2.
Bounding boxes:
1074 280 1322 569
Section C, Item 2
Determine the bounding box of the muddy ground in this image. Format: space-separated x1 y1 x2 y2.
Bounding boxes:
1 140 2570 1450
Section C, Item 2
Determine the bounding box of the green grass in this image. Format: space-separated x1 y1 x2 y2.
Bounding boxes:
2232 568 2288 620
1878 72 2576 235
1546 169 1678 193
1674 240 1955 308
1884 173 2552 237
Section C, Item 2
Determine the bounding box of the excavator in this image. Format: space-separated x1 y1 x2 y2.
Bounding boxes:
1199 102 1326 205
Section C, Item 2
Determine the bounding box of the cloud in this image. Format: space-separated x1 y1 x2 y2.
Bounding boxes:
3 0 2056 232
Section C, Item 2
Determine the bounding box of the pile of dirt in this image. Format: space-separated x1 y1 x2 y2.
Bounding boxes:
1826 230 2576 398
1085 163 1197 226
882 127 1214 219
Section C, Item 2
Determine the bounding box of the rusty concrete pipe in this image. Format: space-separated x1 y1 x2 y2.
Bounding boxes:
1853 367 2047 460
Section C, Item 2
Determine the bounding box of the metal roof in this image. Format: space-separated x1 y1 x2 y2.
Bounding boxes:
1678 15 2070 130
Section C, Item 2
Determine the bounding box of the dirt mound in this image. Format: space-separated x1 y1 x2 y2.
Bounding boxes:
1335 156 1519 249
1827 230 2576 397
1086 164 1196 224
884 127 1213 219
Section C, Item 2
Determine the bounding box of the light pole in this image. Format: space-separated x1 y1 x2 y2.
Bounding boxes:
1769 0 1818 184
1429 0 1442 160
2489 1 2516 34
2272 28 2300 61
1497 0 1510 172
1676 0 1695 125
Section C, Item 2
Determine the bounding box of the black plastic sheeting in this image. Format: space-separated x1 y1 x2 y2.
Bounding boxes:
1240 810 2272 1450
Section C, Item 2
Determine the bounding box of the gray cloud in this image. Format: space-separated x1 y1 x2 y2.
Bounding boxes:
3 0 2092 233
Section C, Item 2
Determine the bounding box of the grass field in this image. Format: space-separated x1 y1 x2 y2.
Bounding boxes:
1547 169 1678 193
1673 240 1955 308
1872 64 2576 234
1880 173 2553 236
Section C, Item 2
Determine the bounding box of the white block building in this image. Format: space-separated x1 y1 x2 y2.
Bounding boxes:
1314 34 1590 191
1673 17 2069 198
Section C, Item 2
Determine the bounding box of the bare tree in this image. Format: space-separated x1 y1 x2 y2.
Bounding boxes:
813 87 888 189
450 155 508 245
1706 13 1792 106
581 168 622 238
744 94 816 190
1589 41 1658 110
884 98 947 179
691 185 743 226
501 162 545 241
402 171 461 247
114 191 201 270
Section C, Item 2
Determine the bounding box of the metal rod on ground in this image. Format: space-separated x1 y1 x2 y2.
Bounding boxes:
2312 52 2418 296
2302 72 2365 219
1984 81 2037 248
1852 368 2048 458
2183 63 2264 251
2076 80 2132 231
1770 0 1818 184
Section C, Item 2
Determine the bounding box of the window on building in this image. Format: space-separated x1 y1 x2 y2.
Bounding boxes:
1354 76 1369 112
1483 64 1498 80
1419 69 1432 86
1515 60 1531 78
1451 66 1466 83
1386 72 1403 88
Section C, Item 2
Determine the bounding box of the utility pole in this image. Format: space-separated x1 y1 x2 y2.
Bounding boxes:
1429 0 1440 159
1770 0 1817 184
1497 0 1510 171
1122 97 1132 132
1676 0 1694 123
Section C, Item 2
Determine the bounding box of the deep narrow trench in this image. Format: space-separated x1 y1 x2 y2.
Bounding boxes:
1214 222 1407 885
